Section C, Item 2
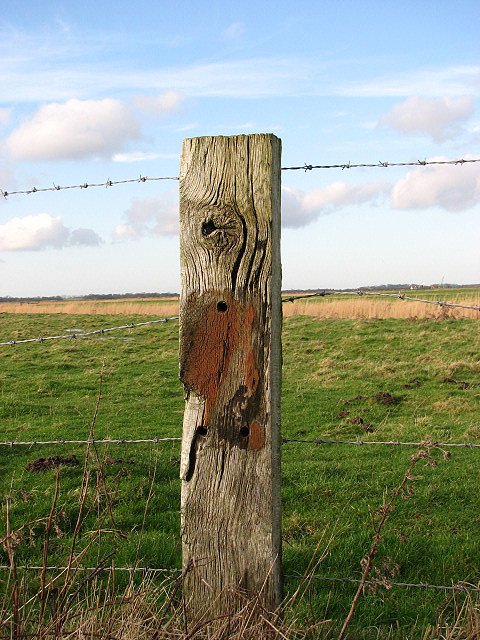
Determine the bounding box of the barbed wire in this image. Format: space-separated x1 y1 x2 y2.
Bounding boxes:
0 437 181 447
2 435 479 449
281 157 480 171
282 437 480 449
2 288 478 348
0 316 179 347
1 175 179 199
282 290 480 312
286 574 480 593
0 563 477 593
2 156 478 200
0 564 180 575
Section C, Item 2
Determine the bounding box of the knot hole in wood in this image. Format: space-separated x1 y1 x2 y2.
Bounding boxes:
199 207 243 252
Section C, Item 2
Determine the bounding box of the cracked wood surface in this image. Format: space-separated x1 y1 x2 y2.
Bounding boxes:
179 134 282 620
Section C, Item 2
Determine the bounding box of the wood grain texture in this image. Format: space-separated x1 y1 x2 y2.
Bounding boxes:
179 134 282 620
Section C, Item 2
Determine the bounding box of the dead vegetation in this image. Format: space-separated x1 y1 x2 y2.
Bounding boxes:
2 294 478 319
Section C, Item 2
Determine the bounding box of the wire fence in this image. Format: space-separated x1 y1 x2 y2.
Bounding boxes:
0 563 478 594
1 175 179 198
1 436 479 449
1 150 479 619
283 290 480 312
0 316 179 346
1 286 478 348
281 157 480 171
2 156 479 199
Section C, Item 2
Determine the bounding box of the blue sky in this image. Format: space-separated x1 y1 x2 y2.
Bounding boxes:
1 0 479 296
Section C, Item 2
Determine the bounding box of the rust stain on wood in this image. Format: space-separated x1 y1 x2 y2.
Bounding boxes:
182 295 261 435
248 421 265 450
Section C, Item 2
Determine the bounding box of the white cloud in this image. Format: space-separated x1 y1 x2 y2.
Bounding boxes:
222 22 245 40
0 214 69 250
0 108 11 127
338 66 480 98
134 90 185 114
282 181 390 228
0 166 15 194
391 158 480 212
112 196 179 241
6 99 140 161
112 151 178 162
0 213 103 251
379 96 475 142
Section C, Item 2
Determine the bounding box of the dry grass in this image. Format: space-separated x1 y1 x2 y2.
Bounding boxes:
2 293 479 319
282 297 480 320
0 298 179 316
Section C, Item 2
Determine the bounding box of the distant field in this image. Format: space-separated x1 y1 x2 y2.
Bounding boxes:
1 310 479 636
1 287 479 319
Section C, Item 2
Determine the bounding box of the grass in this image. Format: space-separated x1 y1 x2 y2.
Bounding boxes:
1 308 479 637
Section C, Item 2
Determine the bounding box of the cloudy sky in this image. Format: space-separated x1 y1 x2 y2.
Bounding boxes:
1 0 479 296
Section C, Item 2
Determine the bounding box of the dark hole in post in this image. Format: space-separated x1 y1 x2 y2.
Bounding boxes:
202 219 217 237
197 426 208 436
239 426 250 437
217 301 228 313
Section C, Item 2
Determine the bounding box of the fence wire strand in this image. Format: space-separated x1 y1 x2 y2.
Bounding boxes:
282 290 480 312
0 437 181 447
0 564 477 593
2 288 478 348
286 574 480 593
2 435 479 449
2 156 479 199
0 316 179 347
1 175 179 198
281 157 480 171
282 437 480 449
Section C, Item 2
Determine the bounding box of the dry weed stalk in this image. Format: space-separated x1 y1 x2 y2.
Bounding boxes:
337 441 450 640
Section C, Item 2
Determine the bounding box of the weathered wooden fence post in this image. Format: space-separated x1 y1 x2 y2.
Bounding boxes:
179 134 282 621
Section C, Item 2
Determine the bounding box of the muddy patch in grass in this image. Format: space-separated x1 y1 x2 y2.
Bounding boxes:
26 455 79 472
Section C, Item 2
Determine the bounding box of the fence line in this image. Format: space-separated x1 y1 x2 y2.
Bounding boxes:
283 290 480 312
0 437 181 447
2 287 478 348
287 575 480 593
1 175 179 198
2 156 479 200
281 157 480 171
2 435 479 449
0 564 478 594
282 437 480 449
0 316 179 347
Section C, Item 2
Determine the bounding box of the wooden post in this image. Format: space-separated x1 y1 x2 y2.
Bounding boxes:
179 134 282 621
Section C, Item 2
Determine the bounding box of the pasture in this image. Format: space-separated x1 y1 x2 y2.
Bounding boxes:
1 295 479 637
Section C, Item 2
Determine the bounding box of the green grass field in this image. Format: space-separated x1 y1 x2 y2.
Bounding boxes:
1 312 479 637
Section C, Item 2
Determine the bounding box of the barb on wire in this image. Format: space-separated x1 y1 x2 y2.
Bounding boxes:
1 175 179 198
0 437 181 447
0 564 180 575
281 157 480 171
282 290 480 312
282 437 480 449
286 574 480 593
0 316 179 347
